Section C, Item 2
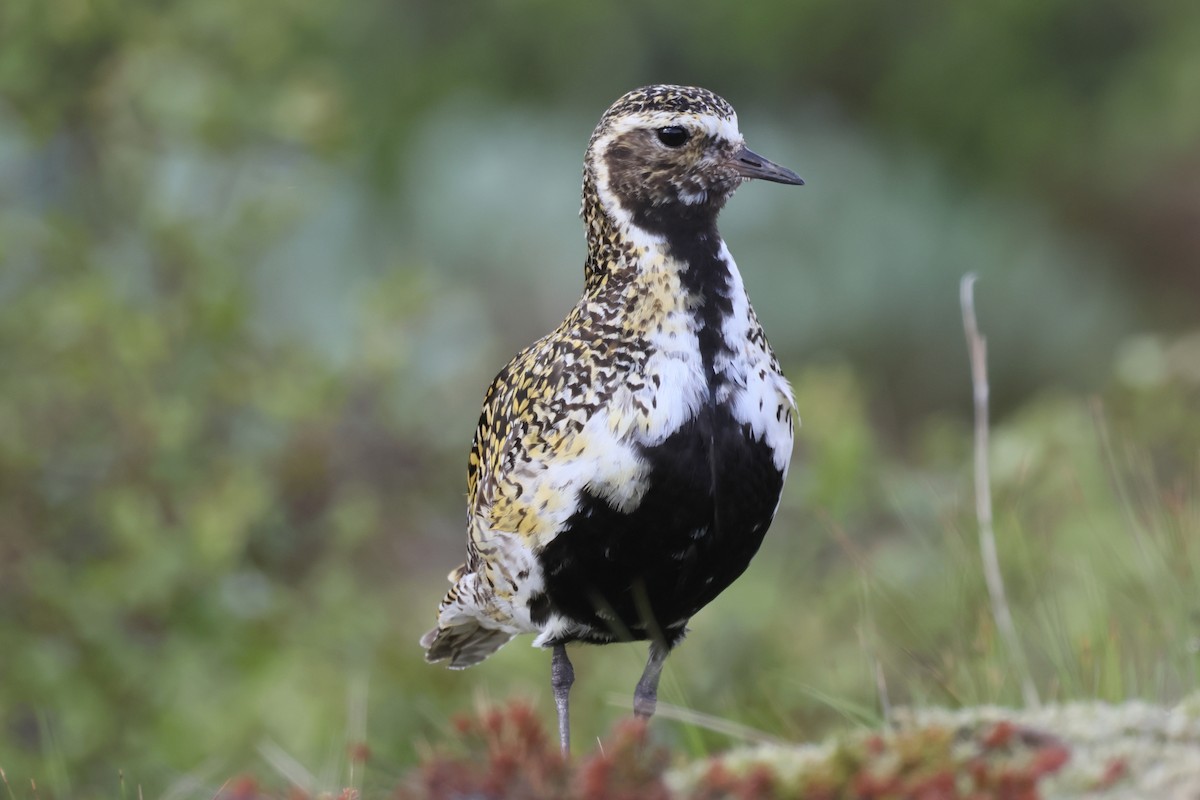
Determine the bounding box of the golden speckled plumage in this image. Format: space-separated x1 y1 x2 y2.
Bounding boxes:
420 84 805 752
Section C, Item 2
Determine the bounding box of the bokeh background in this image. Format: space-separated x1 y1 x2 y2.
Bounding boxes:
2 0 1199 794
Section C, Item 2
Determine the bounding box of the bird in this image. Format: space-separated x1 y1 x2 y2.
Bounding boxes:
420 84 803 755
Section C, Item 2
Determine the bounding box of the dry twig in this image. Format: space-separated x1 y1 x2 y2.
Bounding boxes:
960 274 1039 708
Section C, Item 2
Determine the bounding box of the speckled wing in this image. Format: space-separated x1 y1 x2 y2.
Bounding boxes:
422 309 656 666
420 344 558 668
468 329 653 542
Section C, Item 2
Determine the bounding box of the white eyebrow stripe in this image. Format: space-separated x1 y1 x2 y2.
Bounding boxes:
602 111 743 147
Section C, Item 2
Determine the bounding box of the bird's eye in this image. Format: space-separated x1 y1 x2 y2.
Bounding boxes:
656 126 690 148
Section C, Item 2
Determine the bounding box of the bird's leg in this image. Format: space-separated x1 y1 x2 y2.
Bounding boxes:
633 641 668 719
551 644 574 756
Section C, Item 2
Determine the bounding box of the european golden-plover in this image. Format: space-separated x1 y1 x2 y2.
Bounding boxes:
421 84 803 754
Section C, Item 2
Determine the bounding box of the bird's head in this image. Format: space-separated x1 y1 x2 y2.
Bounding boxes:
583 85 803 234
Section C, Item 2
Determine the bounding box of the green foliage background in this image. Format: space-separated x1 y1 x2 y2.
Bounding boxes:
1 0 1199 794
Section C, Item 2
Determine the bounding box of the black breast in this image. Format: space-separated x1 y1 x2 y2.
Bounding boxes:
533 402 784 647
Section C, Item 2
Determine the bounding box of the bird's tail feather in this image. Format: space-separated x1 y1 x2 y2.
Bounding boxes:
421 623 514 669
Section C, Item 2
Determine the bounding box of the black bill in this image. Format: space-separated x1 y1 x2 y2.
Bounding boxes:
732 145 804 185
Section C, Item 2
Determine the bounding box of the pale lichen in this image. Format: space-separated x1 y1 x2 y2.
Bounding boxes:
668 695 1200 799
898 695 1200 798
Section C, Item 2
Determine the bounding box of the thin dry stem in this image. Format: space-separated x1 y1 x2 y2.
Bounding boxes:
258 741 318 795
874 658 893 727
960 274 1040 709
609 696 787 746
346 674 369 794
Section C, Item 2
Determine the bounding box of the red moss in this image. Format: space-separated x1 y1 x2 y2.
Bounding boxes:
218 775 264 800
689 762 781 800
909 769 958 800
736 765 781 800
982 721 1017 750
1029 744 1070 779
573 718 671 800
396 701 1078 800
852 768 902 797
396 701 569 799
1092 756 1128 790
396 700 678 799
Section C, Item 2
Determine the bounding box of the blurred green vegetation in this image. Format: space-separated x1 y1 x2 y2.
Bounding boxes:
1 0 1199 795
